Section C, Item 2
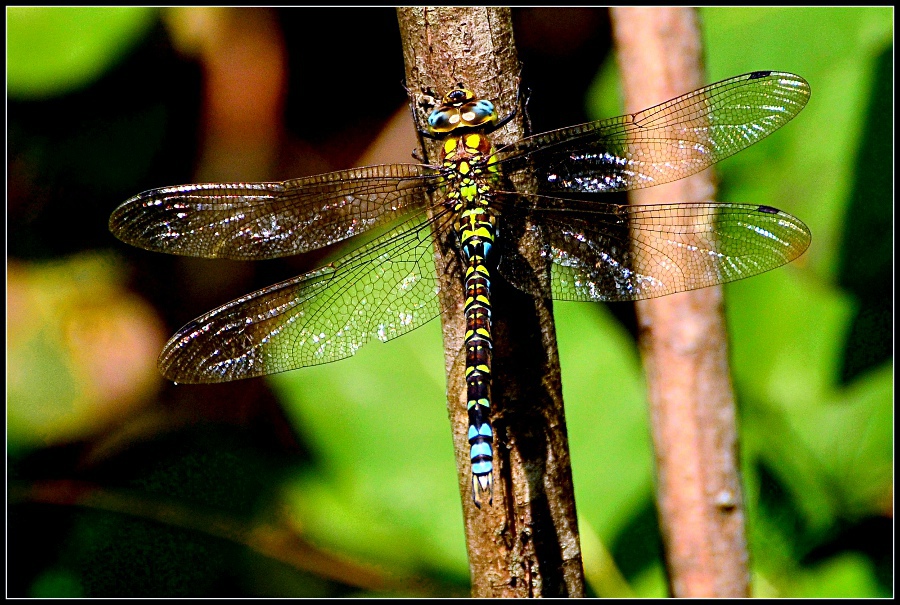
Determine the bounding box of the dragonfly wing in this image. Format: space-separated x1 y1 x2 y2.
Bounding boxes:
497 71 810 193
496 198 810 302
159 211 446 383
109 164 437 260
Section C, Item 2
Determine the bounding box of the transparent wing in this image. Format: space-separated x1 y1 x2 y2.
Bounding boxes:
158 210 450 383
496 197 811 302
497 71 810 193
109 164 438 260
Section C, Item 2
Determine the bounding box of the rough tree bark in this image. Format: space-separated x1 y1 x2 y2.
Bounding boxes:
396 7 584 598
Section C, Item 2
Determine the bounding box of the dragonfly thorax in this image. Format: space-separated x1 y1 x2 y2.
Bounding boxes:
440 133 500 209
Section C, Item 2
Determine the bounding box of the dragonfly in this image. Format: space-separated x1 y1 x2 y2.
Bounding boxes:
110 70 811 507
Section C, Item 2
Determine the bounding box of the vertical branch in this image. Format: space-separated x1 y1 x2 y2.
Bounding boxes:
610 7 750 598
396 7 583 597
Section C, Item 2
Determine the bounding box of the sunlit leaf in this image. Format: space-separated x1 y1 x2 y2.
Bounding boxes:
7 7 156 98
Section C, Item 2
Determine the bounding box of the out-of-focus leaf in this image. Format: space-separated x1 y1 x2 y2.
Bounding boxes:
578 516 635 598
786 552 885 598
7 253 164 451
703 6 894 278
556 302 652 540
7 7 157 98
585 54 623 122
29 568 83 598
727 269 855 414
271 321 470 575
792 363 893 517
628 561 668 599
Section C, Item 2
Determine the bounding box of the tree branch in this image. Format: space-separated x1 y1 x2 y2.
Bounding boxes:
396 7 584 597
610 7 750 598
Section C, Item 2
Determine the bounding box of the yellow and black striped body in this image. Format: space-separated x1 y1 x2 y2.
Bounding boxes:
433 101 503 507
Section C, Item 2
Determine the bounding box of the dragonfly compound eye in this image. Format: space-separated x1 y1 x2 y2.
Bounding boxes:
460 100 497 127
428 107 462 134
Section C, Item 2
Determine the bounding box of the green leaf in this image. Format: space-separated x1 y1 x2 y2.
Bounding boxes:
7 7 157 98
787 552 885 598
793 363 893 518
703 6 894 279
270 320 470 575
556 302 653 540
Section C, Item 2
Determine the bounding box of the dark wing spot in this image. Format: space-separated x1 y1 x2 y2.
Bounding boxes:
748 70 773 80
757 205 780 214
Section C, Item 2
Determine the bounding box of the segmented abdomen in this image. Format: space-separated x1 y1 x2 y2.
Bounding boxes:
462 220 495 507
442 132 500 507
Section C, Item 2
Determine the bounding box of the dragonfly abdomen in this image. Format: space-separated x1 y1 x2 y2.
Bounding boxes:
460 220 497 508
465 286 493 507
442 127 502 507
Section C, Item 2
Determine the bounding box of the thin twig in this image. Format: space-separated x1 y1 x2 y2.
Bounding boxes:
610 7 750 598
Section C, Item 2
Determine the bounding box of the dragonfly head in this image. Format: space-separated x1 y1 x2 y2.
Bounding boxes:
427 88 498 136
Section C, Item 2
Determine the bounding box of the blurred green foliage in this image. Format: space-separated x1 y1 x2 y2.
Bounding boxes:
7 7 156 99
7 6 892 598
